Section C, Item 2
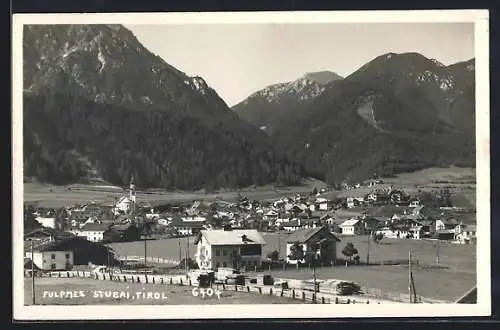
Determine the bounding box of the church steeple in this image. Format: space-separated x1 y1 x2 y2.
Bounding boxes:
129 175 136 215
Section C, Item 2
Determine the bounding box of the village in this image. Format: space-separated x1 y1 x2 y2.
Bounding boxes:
23 177 477 305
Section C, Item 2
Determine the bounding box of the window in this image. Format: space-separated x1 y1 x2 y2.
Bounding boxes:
51 254 56 260
222 249 228 257
51 263 56 270
65 253 70 259
215 249 220 256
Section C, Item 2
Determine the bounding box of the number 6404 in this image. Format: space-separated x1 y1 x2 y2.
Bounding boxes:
192 287 221 299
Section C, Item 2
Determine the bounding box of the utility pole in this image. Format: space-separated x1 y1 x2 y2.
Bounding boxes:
178 238 182 269
187 235 190 273
278 229 281 257
436 239 440 264
366 231 371 265
184 237 189 275
143 221 147 277
31 240 35 305
408 249 412 303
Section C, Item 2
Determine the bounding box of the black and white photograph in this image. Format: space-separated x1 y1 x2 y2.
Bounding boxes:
12 10 490 320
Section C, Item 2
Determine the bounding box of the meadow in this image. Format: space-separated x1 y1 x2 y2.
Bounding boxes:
23 178 327 208
107 233 476 302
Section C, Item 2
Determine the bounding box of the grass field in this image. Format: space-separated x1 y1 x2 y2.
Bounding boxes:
23 178 327 208
107 233 476 302
23 167 476 208
24 277 297 305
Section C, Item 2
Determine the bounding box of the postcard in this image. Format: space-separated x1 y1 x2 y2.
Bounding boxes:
12 9 490 320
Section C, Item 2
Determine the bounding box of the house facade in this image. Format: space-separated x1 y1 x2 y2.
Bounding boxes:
194 229 266 270
339 219 364 235
25 250 74 271
73 223 108 242
455 225 477 244
285 226 341 265
346 197 364 208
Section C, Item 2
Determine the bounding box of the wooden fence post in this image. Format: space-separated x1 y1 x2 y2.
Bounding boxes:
189 279 192 286
258 287 262 294
321 297 325 304
180 278 183 285
269 288 273 296
152 277 155 284
302 292 306 301
137 276 140 283
292 289 295 299
161 277 164 284
170 277 173 285
247 286 250 293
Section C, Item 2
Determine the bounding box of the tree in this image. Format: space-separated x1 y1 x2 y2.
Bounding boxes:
341 242 359 266
267 250 280 262
438 188 452 207
179 258 198 270
372 232 384 244
288 242 305 269
54 207 69 231
24 204 41 232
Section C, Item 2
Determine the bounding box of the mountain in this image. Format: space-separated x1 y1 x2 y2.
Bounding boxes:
273 53 475 185
22 24 305 189
232 71 343 133
304 71 344 85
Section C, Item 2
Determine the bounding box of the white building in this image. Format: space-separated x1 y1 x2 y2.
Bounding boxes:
25 249 74 271
455 224 477 244
339 219 364 235
35 217 56 229
194 229 266 270
73 223 108 242
114 177 137 215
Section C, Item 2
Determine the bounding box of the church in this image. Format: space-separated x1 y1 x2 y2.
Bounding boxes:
113 177 137 216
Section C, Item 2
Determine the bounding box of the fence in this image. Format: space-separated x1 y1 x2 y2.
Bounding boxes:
119 255 179 265
31 270 384 304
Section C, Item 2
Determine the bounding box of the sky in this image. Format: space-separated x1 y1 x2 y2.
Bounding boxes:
125 23 474 107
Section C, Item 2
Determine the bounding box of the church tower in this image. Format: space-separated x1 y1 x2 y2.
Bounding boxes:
129 175 136 215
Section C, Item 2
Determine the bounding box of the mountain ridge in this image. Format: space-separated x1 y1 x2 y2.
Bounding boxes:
270 52 475 184
22 24 305 189
232 70 344 133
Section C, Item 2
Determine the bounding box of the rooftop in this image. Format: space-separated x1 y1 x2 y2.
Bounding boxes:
198 229 266 246
340 219 360 226
80 223 110 232
286 226 341 243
